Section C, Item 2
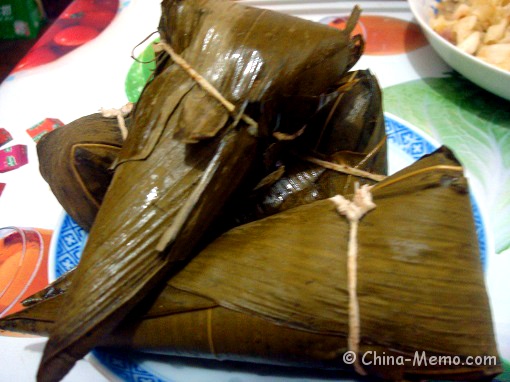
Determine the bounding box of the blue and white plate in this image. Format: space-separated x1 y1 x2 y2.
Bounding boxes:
49 113 488 382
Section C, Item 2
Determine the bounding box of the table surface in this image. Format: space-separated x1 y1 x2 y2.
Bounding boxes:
0 1 509 381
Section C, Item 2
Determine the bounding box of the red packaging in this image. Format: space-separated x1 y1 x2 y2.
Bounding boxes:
26 118 64 142
0 183 5 197
0 128 12 148
0 145 28 172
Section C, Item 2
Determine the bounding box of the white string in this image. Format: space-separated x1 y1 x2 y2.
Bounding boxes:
100 102 134 140
330 183 376 376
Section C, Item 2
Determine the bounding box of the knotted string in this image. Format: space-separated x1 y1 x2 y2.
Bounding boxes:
100 103 133 140
330 183 376 376
155 40 259 135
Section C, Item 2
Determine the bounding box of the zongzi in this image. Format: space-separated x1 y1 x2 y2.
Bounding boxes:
2 148 500 381
225 69 387 226
37 70 388 232
37 112 131 231
36 1 365 381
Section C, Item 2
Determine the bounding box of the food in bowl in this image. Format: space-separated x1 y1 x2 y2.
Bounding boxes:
430 0 510 71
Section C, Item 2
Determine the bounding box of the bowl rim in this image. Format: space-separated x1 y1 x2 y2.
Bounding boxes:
407 0 510 79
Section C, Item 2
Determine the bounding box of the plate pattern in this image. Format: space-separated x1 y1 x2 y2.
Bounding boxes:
385 115 436 160
54 214 87 278
93 350 169 382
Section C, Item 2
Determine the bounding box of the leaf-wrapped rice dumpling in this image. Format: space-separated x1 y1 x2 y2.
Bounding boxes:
37 70 387 232
26 69 387 311
35 1 365 381
37 113 131 231
2 148 500 381
226 69 387 225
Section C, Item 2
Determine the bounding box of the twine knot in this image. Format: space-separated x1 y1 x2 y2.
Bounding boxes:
100 102 133 140
331 183 376 222
331 183 376 376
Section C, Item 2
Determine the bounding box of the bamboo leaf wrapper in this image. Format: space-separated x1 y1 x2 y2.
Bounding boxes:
34 1 364 381
1 148 501 381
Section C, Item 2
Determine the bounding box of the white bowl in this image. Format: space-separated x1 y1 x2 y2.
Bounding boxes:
408 0 510 101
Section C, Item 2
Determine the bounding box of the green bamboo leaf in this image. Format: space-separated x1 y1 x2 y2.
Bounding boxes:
124 38 159 103
384 74 510 254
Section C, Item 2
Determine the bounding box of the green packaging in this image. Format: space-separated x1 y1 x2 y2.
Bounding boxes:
0 0 45 40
